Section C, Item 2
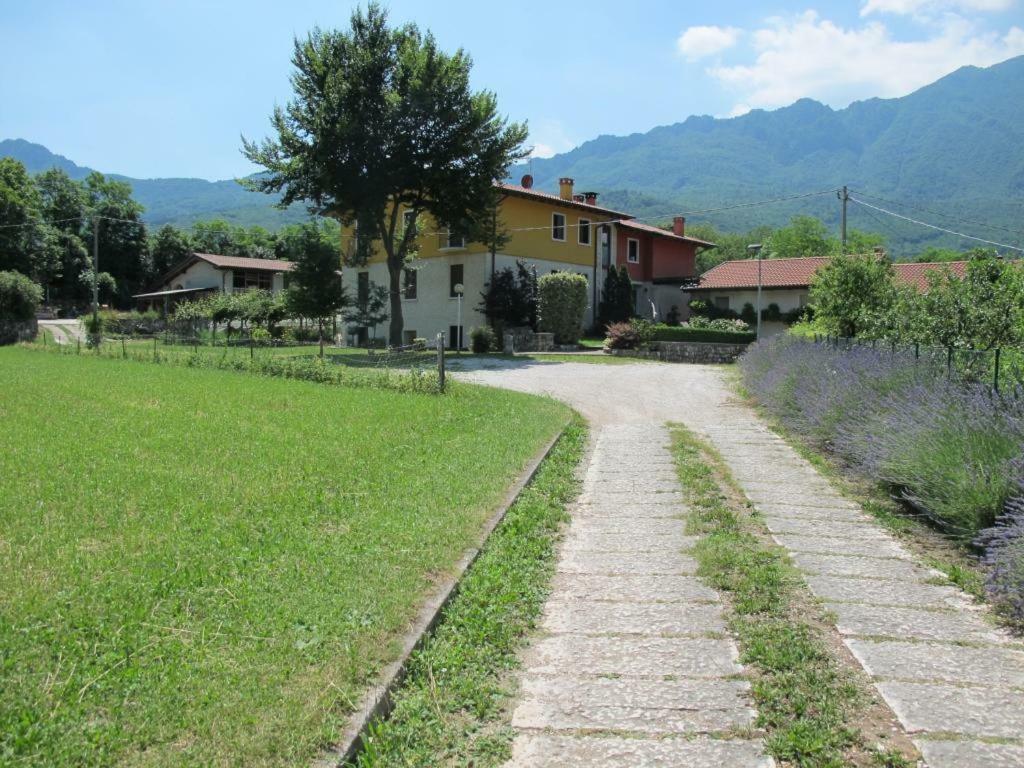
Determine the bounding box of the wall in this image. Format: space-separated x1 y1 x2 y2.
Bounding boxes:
650 237 697 281
340 251 596 345
167 260 222 291
609 340 750 364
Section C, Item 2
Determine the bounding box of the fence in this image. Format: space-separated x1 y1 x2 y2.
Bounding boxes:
812 334 1024 393
39 330 450 391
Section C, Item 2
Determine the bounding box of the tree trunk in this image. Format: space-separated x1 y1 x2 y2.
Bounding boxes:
318 318 324 359
387 261 404 346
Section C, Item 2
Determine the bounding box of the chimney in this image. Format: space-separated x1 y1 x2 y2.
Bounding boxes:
558 177 574 200
583 191 598 206
672 216 685 237
520 173 534 189
573 193 585 203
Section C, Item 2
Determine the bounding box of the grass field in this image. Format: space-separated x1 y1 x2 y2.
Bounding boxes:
0 347 569 767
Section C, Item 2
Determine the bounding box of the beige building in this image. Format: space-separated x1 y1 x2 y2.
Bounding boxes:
134 253 293 312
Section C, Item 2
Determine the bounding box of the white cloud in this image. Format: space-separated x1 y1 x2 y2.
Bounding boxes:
676 25 741 60
528 119 576 159
709 11 1024 112
861 0 1015 16
529 143 557 159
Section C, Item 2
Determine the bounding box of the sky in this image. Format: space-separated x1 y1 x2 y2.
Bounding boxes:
2 0 1022 181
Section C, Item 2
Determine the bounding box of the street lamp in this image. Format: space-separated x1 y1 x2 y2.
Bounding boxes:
748 243 763 340
454 282 464 353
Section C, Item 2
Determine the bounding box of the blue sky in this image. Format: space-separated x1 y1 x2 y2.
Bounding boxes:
2 0 1021 180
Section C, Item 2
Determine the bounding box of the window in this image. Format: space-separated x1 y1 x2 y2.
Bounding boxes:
578 218 591 245
449 264 464 298
440 224 465 249
626 238 640 263
357 271 369 304
403 210 417 236
798 293 808 308
403 268 417 300
232 270 273 291
552 212 566 241
714 296 730 310
448 325 464 350
599 227 611 267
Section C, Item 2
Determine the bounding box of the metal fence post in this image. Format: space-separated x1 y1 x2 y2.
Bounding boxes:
946 347 953 380
153 337 158 362
76 338 81 355
436 332 446 392
122 337 127 359
994 348 1001 393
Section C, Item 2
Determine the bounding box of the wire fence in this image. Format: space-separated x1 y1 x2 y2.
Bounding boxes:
812 334 1024 394
39 328 449 390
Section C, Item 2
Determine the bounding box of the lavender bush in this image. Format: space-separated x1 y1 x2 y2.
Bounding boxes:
740 336 1024 537
977 487 1024 620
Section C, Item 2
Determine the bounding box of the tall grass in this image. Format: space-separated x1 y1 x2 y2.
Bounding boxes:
740 336 1024 537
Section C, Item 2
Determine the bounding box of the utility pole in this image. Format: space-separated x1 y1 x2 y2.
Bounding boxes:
838 186 849 253
748 243 763 341
92 214 100 325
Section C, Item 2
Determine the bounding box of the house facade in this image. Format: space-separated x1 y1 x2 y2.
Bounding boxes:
134 253 294 312
691 256 968 337
339 176 714 346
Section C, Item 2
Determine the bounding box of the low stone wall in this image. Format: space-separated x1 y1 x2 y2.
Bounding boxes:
503 327 554 353
609 339 749 364
0 318 38 345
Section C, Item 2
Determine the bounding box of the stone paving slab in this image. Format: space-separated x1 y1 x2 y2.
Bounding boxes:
546 573 719 603
540 599 727 636
508 734 775 768
749 502 869 522
772 533 911 558
877 681 1024 740
557 549 698 575
827 602 1011 645
916 738 1024 768
561 530 698 554
847 638 1024 687
513 676 755 734
792 552 934 580
804 573 969 609
569 517 685 536
574 503 683 519
521 627 741 681
761 516 890 539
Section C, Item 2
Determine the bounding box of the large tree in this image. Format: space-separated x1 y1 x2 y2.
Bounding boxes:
149 225 193 278
82 172 148 304
282 222 348 356
242 3 528 345
809 252 896 338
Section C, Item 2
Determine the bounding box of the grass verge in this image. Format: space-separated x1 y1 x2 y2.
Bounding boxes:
353 416 587 767
0 347 569 767
670 424 916 768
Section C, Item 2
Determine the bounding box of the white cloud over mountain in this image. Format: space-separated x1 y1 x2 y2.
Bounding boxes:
676 25 741 60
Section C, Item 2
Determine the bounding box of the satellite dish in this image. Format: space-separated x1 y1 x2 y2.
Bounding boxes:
521 174 534 189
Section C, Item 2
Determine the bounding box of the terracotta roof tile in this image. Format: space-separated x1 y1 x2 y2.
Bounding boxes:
695 256 969 291
616 219 716 247
194 253 294 272
496 182 631 218
893 260 967 290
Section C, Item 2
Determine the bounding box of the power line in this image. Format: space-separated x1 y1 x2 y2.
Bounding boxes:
850 189 1024 239
848 196 1024 253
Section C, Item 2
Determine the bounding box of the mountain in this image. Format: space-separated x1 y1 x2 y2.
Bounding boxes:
0 138 308 230
520 55 1024 255
4 55 1023 253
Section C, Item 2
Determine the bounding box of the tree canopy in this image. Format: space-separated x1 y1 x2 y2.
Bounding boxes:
242 3 528 344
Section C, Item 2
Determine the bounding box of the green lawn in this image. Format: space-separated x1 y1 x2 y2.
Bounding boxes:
0 347 569 767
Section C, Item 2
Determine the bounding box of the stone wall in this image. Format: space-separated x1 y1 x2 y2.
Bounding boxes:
503 327 554 353
608 340 749 364
0 318 37 346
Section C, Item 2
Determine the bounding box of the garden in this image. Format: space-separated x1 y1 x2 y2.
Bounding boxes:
740 251 1024 622
0 347 570 766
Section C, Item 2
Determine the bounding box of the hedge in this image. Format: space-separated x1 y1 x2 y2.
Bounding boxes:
649 325 756 344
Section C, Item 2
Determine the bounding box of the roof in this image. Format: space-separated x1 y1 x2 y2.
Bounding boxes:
132 286 217 299
496 182 631 218
693 256 969 291
192 253 294 272
616 219 716 248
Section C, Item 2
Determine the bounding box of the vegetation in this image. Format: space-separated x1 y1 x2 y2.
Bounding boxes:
670 426 913 767
0 269 43 321
281 222 348 356
355 417 585 767
604 317 754 349
0 346 569 767
478 260 538 339
537 272 588 344
470 325 497 353
242 3 528 345
596 265 633 328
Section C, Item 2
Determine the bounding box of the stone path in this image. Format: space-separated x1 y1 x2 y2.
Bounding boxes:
460 360 1024 767
701 420 1024 768
505 424 773 768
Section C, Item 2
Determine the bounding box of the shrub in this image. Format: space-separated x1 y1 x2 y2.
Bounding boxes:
740 302 757 326
0 270 42 322
686 316 751 333
538 272 588 345
82 312 104 348
650 323 755 344
977 492 1024 621
470 326 497 353
250 327 272 346
604 322 640 350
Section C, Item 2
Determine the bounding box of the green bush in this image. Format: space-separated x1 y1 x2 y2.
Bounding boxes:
649 324 755 344
538 272 588 344
604 321 640 350
0 270 42 322
250 328 272 346
470 326 496 353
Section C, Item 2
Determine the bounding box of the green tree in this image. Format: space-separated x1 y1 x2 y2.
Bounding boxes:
242 4 528 345
82 172 148 305
538 272 588 344
149 225 193 278
809 252 896 338
764 215 836 259
343 283 390 344
283 222 348 356
598 265 634 327
0 159 62 290
35 168 90 304
479 259 538 336
0 270 43 322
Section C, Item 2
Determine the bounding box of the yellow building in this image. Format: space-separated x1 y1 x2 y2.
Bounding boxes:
340 176 709 347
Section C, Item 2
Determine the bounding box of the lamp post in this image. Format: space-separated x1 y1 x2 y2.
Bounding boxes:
748 243 763 340
454 282 464 353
